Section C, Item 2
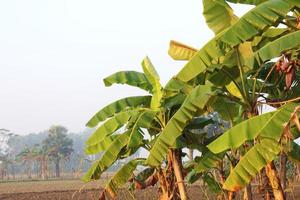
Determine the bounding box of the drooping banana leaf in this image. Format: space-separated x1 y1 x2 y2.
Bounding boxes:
83 132 130 182
85 134 118 155
86 96 151 127
208 103 298 153
223 138 280 191
286 141 300 163
134 167 155 183
203 0 238 35
127 110 157 148
195 151 224 174
252 28 289 49
175 38 225 82
256 30 300 63
86 110 137 146
146 84 213 166
220 0 298 47
185 169 201 184
174 0 299 83
203 173 222 194
142 57 163 109
103 158 145 198
168 40 198 60
103 71 152 92
226 0 267 5
209 96 240 122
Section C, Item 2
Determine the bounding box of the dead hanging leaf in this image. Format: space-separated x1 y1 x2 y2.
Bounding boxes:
285 67 295 89
292 110 300 132
297 16 300 30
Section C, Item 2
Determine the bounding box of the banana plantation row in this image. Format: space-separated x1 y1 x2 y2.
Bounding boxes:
83 1 300 200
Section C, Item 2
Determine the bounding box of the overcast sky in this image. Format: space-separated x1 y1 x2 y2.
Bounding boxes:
0 1 252 135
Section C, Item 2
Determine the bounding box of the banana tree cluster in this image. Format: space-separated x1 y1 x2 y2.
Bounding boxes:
84 0 300 200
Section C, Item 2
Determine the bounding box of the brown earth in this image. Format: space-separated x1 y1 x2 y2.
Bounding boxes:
0 179 300 200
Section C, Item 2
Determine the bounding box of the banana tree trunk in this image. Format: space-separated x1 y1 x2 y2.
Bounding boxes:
243 184 253 200
265 162 285 200
279 153 287 197
172 150 187 200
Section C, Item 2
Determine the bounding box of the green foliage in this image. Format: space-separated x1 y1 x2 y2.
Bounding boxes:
203 0 238 35
208 103 298 153
86 96 151 128
103 71 152 92
223 138 280 191
146 84 213 166
43 125 73 161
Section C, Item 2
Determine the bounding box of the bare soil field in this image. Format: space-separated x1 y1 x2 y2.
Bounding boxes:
0 179 300 200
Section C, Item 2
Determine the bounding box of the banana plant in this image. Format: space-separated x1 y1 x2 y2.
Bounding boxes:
83 56 216 200
165 0 300 199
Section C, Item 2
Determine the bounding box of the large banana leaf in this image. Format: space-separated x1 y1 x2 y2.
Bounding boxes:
209 96 240 122
174 0 299 83
208 103 298 153
223 138 280 191
104 158 145 198
226 0 267 5
176 38 225 82
127 110 157 148
142 57 163 109
83 132 130 182
256 30 300 62
85 135 118 155
203 0 238 35
220 0 298 47
86 96 151 127
146 84 213 166
168 40 197 60
286 141 300 163
203 173 222 194
86 110 137 146
103 71 152 92
194 151 224 173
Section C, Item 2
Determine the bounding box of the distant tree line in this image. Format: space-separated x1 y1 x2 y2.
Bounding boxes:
0 125 92 180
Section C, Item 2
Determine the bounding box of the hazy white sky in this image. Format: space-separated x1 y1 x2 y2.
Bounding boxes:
0 1 251 135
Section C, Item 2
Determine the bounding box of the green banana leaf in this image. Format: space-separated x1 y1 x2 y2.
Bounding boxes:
226 0 267 5
203 173 222 194
175 38 224 82
127 110 157 148
286 141 300 163
168 40 198 60
86 96 151 127
86 110 137 146
203 0 238 35
141 57 163 109
194 151 224 173
104 158 145 198
85 135 118 155
208 103 298 153
256 30 300 62
146 84 213 166
103 71 152 92
223 138 280 191
83 132 130 182
220 0 298 47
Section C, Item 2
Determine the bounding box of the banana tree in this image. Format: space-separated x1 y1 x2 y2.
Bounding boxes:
83 57 215 200
163 0 300 199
